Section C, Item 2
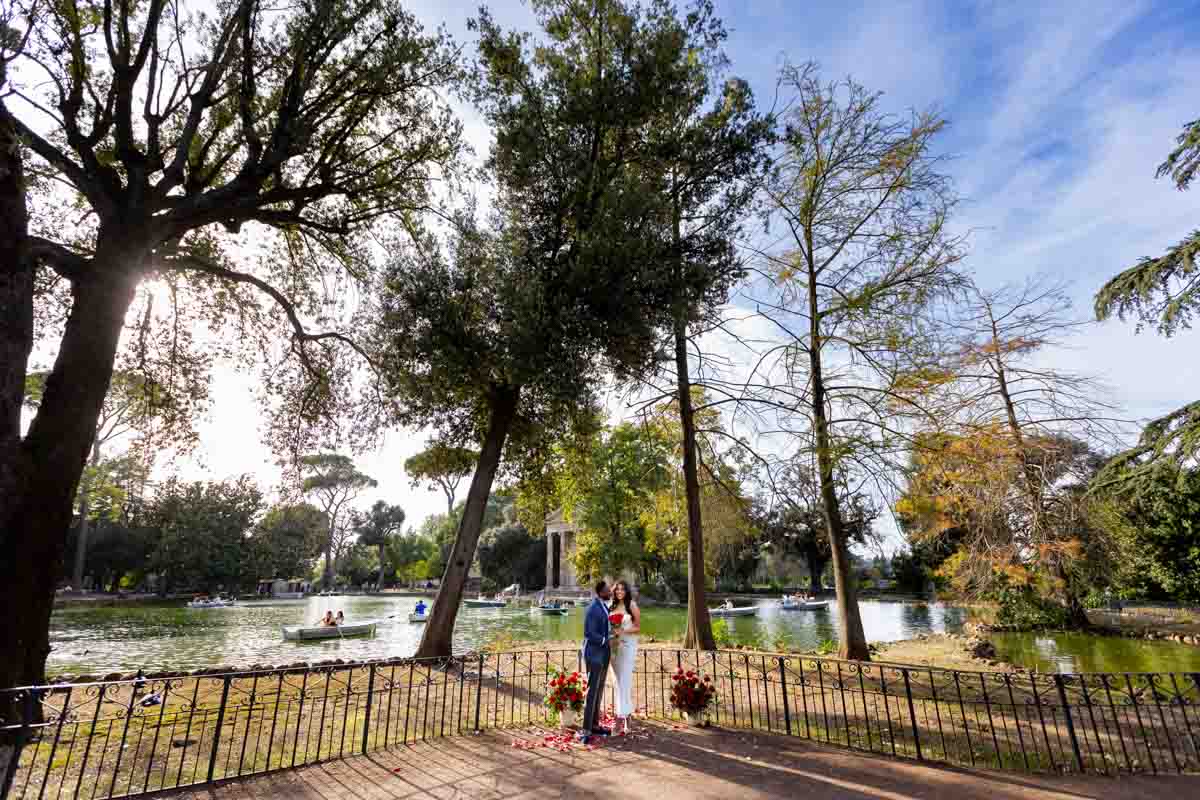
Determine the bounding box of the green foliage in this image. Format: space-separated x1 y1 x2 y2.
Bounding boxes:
148 477 264 592
338 542 380 587
386 531 438 585
1095 114 1200 337
404 444 477 511
710 618 734 648
753 479 879 593
991 584 1071 630
354 500 406 582
813 639 838 656
478 521 546 591
248 504 327 581
1091 465 1200 603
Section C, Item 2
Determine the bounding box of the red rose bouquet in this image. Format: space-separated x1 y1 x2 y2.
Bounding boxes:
543 665 587 714
670 668 716 714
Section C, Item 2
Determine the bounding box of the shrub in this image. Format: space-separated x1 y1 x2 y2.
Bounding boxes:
993 585 1070 629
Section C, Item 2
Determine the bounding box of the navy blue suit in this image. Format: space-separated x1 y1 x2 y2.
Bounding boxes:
580 596 611 733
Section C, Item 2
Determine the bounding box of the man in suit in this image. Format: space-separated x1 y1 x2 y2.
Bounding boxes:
578 580 614 742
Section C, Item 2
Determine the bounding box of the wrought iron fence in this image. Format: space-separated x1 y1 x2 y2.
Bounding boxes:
2 649 1198 799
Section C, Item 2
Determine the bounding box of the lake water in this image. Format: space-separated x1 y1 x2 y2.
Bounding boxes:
48 597 969 675
989 630 1200 674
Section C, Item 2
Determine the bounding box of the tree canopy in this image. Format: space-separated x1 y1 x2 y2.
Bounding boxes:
405 444 477 515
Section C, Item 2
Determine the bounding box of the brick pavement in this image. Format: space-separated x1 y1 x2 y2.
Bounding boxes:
162 721 1199 799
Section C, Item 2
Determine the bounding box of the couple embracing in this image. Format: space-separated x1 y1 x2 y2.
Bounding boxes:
578 579 640 743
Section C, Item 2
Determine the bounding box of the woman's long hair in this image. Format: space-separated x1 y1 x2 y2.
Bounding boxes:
612 580 636 617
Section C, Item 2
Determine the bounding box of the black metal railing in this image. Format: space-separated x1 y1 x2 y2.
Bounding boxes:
2 649 1198 798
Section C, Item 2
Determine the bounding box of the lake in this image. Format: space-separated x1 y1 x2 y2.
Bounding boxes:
989 630 1200 674
51 597 1200 677
48 596 969 675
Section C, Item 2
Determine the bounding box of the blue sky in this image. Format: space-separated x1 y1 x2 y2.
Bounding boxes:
184 0 1200 530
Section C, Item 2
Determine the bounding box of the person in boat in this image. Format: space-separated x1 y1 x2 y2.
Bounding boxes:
415 599 427 616
335 610 345 626
320 610 335 627
723 599 734 610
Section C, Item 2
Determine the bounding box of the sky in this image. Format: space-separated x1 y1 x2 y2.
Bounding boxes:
158 0 1200 536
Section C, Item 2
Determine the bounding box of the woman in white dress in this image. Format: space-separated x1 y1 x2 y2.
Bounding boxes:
609 580 640 735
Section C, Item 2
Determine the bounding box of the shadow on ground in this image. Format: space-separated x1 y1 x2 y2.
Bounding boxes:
164 721 1199 800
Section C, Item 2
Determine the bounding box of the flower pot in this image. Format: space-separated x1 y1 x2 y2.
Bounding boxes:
560 708 578 729
682 711 706 727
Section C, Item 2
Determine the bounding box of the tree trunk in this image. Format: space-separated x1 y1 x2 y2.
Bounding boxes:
0 96 35 792
415 386 519 660
323 531 334 590
807 265 869 662
0 267 138 698
378 544 387 588
676 315 715 651
72 443 102 589
809 562 824 595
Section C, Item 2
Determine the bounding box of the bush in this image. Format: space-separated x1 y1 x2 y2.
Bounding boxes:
993 585 1070 629
711 618 735 647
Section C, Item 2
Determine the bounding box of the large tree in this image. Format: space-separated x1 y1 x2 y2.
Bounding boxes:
405 443 477 515
248 503 327 583
1094 115 1200 489
935 278 1119 623
754 471 879 595
148 476 264 593
629 15 771 649
354 500 406 585
748 63 964 660
299 453 376 589
377 0 722 660
0 0 462 691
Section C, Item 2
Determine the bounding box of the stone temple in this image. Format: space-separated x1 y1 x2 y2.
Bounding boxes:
544 508 581 591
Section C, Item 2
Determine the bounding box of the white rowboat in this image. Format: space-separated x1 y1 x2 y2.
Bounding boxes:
408 613 428 623
281 621 377 641
463 599 507 608
781 600 829 611
535 606 569 616
187 598 235 608
709 606 758 618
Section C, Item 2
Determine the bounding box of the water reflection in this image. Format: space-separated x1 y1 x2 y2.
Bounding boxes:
48 597 970 675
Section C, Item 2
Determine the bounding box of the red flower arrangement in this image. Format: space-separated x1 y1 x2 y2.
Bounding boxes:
608 612 624 627
544 665 587 714
669 668 716 714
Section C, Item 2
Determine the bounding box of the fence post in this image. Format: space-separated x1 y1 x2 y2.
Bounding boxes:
777 658 791 736
1054 674 1085 773
207 676 232 784
901 669 922 761
362 664 376 754
473 654 484 732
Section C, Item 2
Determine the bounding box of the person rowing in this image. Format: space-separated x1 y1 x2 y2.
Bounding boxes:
414 599 427 616
319 610 335 627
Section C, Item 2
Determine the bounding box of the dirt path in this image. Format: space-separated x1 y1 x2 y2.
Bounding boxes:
162 721 1196 800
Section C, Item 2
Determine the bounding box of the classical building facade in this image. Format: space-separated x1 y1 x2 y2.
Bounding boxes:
544 509 581 590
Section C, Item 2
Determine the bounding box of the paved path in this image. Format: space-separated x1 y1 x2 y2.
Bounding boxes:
164 722 1198 800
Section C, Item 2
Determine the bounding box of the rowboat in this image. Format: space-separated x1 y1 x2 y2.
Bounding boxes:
781 600 829 611
463 598 507 608
282 621 377 641
187 598 235 608
408 613 428 624
534 605 569 616
709 605 758 618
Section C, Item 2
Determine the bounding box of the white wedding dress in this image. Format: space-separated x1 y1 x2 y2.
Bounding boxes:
610 606 638 718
